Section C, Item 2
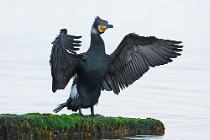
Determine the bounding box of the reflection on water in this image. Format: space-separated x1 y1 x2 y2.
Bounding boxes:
0 0 210 139
1 135 163 140
126 135 163 140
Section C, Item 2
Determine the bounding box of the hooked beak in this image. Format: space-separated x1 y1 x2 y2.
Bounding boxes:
107 24 113 28
98 24 113 33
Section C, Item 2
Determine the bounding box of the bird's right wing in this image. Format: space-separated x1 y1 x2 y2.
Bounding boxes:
50 29 83 93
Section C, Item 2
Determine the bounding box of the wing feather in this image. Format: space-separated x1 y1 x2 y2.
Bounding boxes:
50 29 83 92
102 33 183 94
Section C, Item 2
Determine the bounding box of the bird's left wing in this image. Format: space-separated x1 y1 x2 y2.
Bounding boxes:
102 33 183 94
50 29 83 93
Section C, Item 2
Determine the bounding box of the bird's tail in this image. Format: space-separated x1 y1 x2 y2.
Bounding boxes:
53 98 79 113
53 102 68 113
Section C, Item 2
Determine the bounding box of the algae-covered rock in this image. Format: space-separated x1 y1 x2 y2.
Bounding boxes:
0 113 164 139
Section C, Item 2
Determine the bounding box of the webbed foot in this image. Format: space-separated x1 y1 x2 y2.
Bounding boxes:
90 106 95 117
79 106 84 116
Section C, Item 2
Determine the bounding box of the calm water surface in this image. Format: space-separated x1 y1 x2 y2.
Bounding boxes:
0 0 210 139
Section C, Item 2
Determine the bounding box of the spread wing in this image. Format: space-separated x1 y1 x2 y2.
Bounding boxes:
102 33 183 94
50 29 83 93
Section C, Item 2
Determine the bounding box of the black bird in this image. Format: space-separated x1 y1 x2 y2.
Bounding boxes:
50 16 183 116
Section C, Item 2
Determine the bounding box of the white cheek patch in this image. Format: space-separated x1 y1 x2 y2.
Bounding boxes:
91 27 98 34
70 84 79 99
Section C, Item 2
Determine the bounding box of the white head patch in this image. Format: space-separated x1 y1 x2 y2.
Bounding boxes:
91 27 98 34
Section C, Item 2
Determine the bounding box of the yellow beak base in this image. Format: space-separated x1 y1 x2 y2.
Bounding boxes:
98 25 106 33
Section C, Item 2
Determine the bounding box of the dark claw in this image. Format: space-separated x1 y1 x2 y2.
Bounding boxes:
89 114 95 117
79 113 84 116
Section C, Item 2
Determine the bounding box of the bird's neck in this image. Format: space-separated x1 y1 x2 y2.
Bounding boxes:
87 31 106 55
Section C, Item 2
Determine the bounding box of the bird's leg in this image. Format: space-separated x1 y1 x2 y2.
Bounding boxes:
79 106 83 116
90 106 95 117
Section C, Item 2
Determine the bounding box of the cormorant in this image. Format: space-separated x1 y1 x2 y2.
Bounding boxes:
50 16 183 116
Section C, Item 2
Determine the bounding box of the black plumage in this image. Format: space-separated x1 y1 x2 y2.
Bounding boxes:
50 16 183 116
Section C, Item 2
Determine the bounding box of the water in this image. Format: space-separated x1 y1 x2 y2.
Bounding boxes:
0 0 210 139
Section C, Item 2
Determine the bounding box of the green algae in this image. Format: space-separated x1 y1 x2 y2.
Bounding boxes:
0 113 164 138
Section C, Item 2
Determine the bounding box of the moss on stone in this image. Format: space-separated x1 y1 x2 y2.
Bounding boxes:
0 113 164 139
